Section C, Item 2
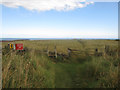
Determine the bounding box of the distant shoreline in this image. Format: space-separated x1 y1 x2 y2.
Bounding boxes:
0 38 119 42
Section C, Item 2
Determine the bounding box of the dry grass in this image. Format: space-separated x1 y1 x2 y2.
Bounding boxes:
2 39 119 88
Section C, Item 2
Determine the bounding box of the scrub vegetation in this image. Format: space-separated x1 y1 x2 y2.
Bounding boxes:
2 39 119 88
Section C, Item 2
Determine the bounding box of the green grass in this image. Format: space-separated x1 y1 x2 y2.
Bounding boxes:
2 39 119 88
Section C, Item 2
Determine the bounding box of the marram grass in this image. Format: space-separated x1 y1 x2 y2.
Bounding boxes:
2 39 119 88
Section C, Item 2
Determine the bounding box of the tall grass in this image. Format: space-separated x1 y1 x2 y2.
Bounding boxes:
2 49 55 88
2 39 119 88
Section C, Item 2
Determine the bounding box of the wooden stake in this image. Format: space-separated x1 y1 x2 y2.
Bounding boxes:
54 46 57 58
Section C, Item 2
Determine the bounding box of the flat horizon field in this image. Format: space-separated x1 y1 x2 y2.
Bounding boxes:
2 39 119 88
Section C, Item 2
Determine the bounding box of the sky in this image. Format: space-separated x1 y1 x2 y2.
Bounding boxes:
0 0 118 39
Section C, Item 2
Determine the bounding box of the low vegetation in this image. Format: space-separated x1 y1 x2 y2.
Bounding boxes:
2 39 119 88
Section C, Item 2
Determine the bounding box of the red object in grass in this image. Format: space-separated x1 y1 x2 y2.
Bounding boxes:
15 44 23 50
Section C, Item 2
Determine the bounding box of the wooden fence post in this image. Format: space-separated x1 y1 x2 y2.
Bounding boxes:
68 48 71 57
46 46 49 56
54 46 57 58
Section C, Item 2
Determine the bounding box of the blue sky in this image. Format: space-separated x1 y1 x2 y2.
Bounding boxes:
1 2 118 39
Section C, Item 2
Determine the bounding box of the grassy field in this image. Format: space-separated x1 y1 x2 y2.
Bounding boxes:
2 39 119 88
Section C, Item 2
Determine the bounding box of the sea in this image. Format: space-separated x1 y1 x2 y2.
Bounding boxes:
0 38 119 41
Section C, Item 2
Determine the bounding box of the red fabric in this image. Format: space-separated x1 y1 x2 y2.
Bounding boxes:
15 44 23 50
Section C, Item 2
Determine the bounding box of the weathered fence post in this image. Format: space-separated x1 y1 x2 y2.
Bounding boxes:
94 48 98 56
54 46 57 58
13 44 16 50
68 48 71 57
95 48 98 53
46 46 49 56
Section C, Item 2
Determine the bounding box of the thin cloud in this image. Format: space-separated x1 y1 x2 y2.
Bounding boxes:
0 0 94 11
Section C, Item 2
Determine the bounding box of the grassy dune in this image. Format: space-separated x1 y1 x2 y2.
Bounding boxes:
2 39 119 88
